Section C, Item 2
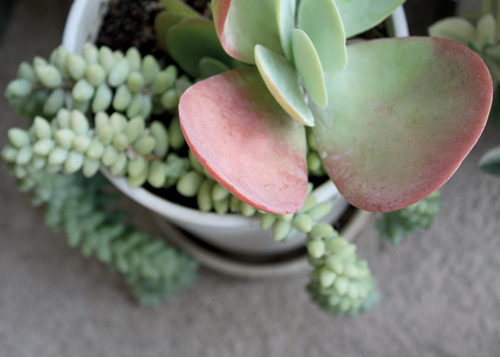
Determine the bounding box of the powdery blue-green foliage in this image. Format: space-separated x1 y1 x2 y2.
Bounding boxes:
377 191 442 245
12 168 198 306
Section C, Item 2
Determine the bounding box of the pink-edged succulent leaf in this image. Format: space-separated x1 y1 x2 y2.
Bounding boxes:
212 0 283 63
297 0 346 77
254 44 315 126
277 0 297 61
311 37 492 212
335 0 405 38
166 18 233 78
179 67 308 214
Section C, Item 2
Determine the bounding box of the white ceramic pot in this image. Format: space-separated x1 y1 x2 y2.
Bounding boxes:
62 0 409 265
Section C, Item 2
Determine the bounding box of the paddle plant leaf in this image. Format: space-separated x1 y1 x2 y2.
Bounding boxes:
212 0 283 63
179 67 308 214
166 18 233 78
276 0 296 61
154 11 187 50
198 57 231 79
428 18 477 45
311 38 492 212
297 0 346 76
335 0 405 38
292 29 327 108
159 0 201 17
254 44 314 126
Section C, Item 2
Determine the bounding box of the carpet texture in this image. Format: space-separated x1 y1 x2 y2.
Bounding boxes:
1 1 499 356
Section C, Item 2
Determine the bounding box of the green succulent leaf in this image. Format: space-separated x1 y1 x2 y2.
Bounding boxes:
179 67 308 214
297 0 346 77
154 11 188 50
292 29 327 109
428 18 476 45
254 44 314 126
159 0 201 17
276 0 296 61
335 0 405 38
212 0 283 63
198 57 231 79
479 145 500 177
311 38 492 212
166 18 233 78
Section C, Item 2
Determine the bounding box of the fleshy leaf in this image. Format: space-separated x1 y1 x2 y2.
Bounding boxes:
276 0 296 61
198 57 231 79
179 67 308 214
311 38 492 212
292 29 327 108
154 11 187 50
159 0 201 17
212 0 283 63
479 145 500 177
477 14 496 46
335 0 405 38
166 18 233 78
428 18 477 46
297 0 346 76
254 44 314 126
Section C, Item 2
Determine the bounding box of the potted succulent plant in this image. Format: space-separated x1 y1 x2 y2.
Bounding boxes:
1 0 493 314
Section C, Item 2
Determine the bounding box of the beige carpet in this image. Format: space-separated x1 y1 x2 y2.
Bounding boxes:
1 1 499 356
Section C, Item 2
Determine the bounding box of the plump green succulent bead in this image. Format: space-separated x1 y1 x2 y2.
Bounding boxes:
82 157 100 177
260 213 277 230
160 89 180 110
128 168 148 187
52 46 70 73
112 132 129 151
16 146 33 165
110 152 127 177
300 195 318 212
82 43 98 63
86 139 105 160
109 113 127 132
72 134 91 153
97 124 114 145
108 59 130 87
293 214 312 233
168 117 185 150
241 202 257 217
101 146 118 166
305 202 332 221
33 56 48 68
177 170 204 197
35 64 63 88
56 108 71 128
43 89 65 116
230 195 242 213
66 54 87 80
126 71 145 93
33 139 55 156
310 223 334 239
128 156 148 178
6 79 33 98
8 128 30 148
187 150 203 174
113 85 132 111
33 117 52 139
126 47 142 71
55 128 77 150
141 55 160 85
32 155 46 170
307 238 326 259
319 267 336 288
64 151 85 173
98 46 115 73
147 160 166 188
48 146 69 165
92 83 113 113
211 183 230 202
214 197 230 215
273 219 293 241
72 79 95 102
124 116 145 143
85 64 106 86
150 121 169 157
126 93 143 118
197 179 215 212
152 70 172 95
133 136 156 156
140 95 153 118
17 62 37 82
1 145 18 162
70 110 89 134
